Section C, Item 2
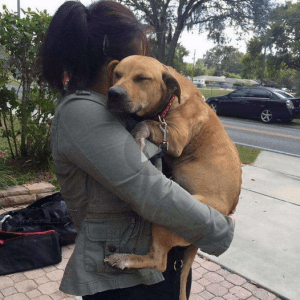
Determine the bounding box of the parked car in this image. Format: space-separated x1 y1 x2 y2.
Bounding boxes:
219 83 228 88
205 87 300 123
193 80 205 87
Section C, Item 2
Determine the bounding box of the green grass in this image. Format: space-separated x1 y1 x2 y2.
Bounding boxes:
237 145 261 164
0 157 60 191
0 158 37 189
0 114 61 191
199 88 232 99
0 130 59 190
0 170 18 189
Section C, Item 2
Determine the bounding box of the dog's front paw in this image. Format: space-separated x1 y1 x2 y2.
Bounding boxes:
131 121 150 152
104 254 131 270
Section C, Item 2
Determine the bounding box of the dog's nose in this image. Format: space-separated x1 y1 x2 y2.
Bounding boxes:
107 86 127 102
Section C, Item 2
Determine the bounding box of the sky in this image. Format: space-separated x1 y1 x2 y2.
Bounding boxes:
0 0 294 63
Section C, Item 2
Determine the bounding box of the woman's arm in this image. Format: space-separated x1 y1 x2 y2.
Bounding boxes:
56 94 234 256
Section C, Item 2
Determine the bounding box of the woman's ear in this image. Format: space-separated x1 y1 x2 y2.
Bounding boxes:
107 60 120 79
162 72 181 103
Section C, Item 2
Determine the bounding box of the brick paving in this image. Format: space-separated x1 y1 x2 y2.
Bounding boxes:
0 244 284 300
0 206 284 300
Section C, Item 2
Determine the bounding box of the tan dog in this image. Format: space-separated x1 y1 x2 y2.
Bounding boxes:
105 55 242 300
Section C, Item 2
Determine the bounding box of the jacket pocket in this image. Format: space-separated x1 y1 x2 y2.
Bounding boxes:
83 217 141 274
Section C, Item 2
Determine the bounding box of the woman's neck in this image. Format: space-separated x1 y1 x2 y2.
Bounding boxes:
91 64 112 95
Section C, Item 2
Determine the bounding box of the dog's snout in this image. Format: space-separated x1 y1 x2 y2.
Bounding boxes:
107 86 127 101
107 85 131 113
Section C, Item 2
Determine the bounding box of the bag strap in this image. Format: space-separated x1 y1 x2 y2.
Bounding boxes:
0 215 12 230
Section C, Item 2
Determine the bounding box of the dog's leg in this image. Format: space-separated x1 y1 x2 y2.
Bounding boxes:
131 120 191 157
105 225 190 272
104 247 168 272
104 244 169 272
179 245 198 300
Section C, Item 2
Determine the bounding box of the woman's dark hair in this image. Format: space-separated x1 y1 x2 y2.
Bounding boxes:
39 0 151 93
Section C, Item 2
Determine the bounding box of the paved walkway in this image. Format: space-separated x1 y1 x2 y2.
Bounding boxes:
1 150 298 300
200 151 300 300
0 241 281 300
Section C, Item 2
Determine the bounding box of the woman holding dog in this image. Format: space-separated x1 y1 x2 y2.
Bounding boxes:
40 1 235 300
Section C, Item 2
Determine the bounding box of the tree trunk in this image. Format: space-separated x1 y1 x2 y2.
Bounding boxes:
2 112 15 159
156 30 166 63
20 80 28 157
9 107 19 157
166 28 182 66
166 16 185 66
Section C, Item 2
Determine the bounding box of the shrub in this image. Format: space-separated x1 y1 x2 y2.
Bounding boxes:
0 6 58 168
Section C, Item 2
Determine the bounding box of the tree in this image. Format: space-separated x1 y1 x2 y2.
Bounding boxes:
241 37 270 83
0 6 58 167
0 60 19 158
0 6 52 157
268 1 300 71
193 59 211 76
241 36 300 92
117 0 272 66
241 1 300 88
266 57 298 90
173 43 190 74
203 45 244 76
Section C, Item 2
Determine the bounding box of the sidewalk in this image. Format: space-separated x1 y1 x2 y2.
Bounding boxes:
1 150 298 300
199 151 300 300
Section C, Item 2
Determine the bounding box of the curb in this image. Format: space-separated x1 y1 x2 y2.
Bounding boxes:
0 182 56 208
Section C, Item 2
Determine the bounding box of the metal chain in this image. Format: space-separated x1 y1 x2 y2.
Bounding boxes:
158 115 169 152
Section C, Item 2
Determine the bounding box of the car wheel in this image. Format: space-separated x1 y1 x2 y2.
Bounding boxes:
210 102 218 114
260 108 273 123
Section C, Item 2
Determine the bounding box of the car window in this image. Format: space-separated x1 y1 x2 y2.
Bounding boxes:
247 89 270 98
230 89 248 97
274 91 294 99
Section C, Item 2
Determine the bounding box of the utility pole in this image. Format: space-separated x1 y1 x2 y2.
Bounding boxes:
17 0 20 17
192 49 196 82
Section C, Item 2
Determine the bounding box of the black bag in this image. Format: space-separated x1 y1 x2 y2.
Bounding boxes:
0 230 62 275
0 192 77 246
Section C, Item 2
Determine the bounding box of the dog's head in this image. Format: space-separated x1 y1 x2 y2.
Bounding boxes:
106 55 181 118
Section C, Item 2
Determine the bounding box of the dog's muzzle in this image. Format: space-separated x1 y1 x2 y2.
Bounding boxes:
108 85 128 101
107 86 133 113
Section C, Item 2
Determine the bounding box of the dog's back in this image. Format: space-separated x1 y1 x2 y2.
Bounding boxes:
163 68 242 215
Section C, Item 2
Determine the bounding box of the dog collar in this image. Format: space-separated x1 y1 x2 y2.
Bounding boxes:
158 94 175 120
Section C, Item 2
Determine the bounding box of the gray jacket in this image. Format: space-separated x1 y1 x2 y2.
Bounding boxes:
51 91 234 296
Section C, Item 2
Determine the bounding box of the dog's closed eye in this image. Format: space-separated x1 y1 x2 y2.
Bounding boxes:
134 75 152 82
114 72 122 80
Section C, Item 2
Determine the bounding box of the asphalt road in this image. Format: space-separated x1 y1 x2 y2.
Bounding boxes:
220 116 300 157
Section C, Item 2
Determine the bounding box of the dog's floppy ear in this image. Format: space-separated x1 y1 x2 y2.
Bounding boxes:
162 72 181 103
107 60 120 79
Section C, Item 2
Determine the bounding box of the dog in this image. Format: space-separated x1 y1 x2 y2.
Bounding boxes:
105 55 242 300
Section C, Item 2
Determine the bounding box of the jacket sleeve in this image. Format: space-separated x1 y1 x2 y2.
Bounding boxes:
56 96 234 256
